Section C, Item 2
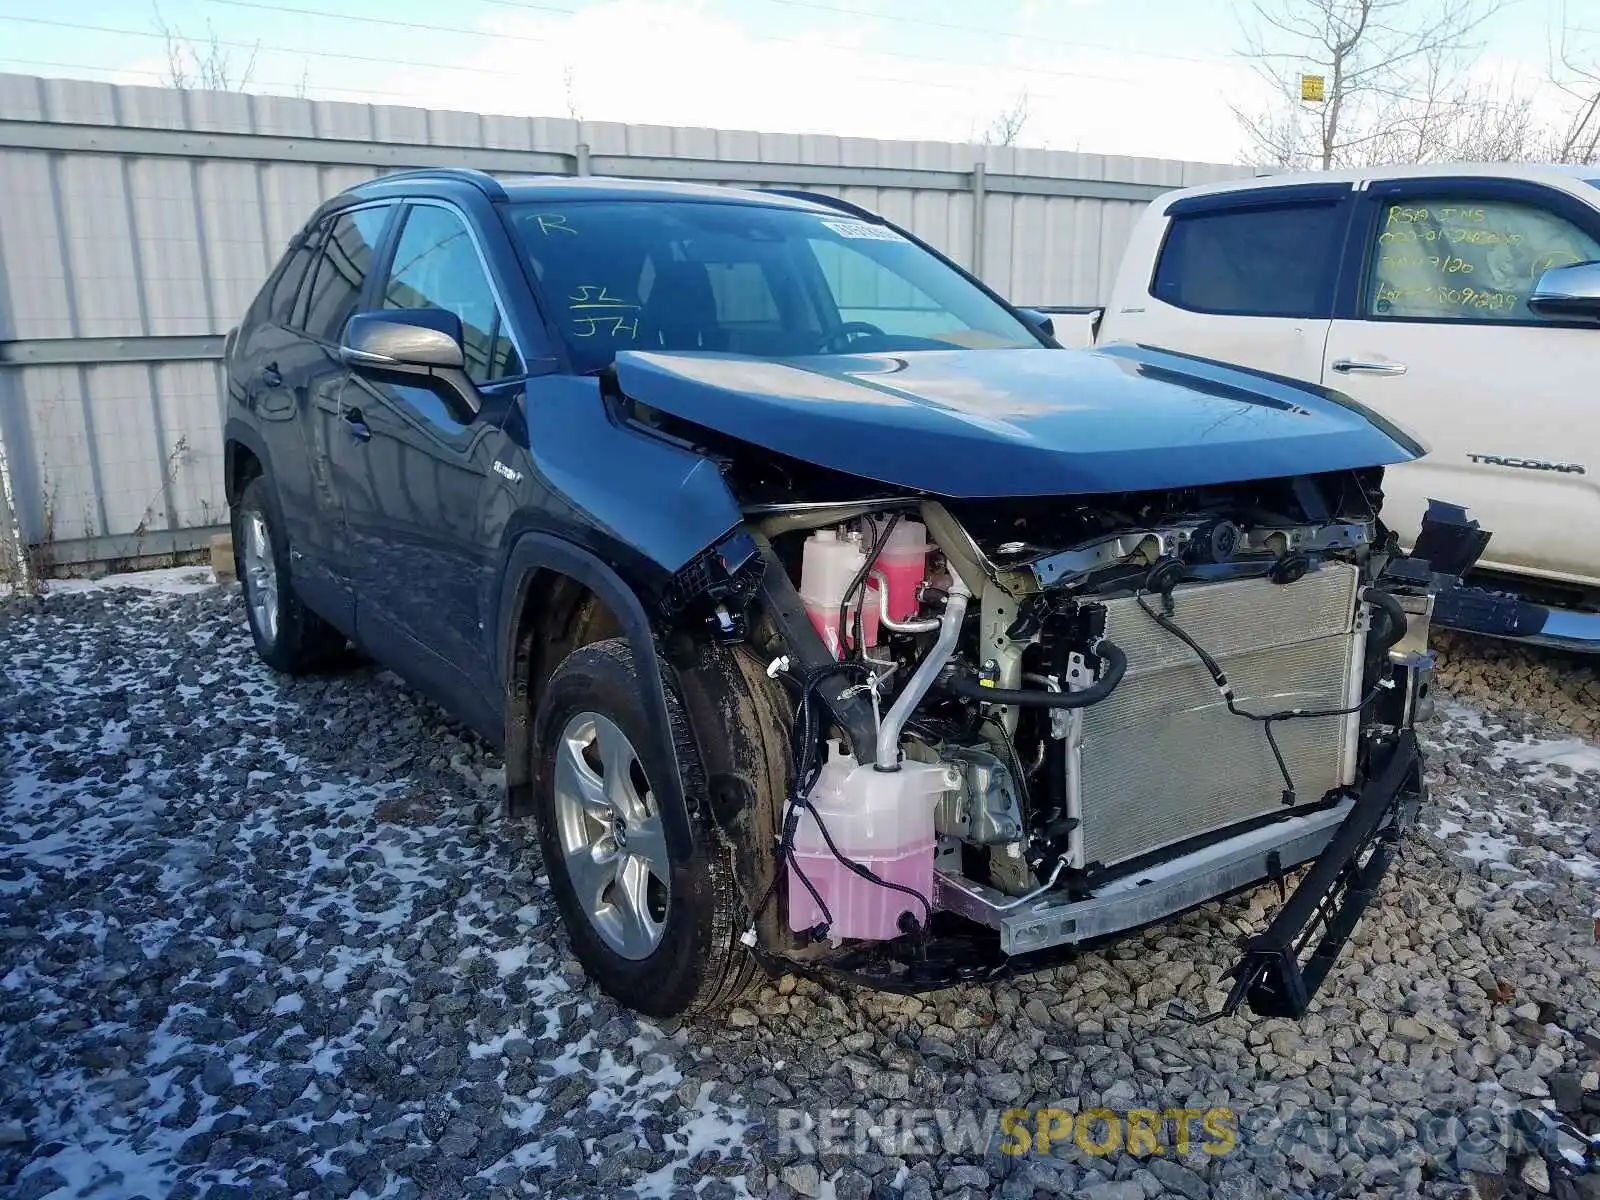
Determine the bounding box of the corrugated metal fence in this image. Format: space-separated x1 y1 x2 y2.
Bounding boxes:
0 71 1250 574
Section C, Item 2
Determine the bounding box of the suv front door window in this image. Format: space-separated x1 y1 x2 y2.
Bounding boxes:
383 204 523 385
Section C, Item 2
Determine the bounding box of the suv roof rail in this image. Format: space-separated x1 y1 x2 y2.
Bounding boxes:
762 189 885 222
356 168 510 202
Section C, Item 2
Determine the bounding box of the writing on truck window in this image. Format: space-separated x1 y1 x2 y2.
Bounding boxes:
1365 199 1600 321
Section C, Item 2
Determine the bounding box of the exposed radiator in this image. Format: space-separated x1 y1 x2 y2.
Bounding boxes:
1073 564 1364 869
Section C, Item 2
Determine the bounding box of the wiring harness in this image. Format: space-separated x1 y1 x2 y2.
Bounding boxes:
1133 563 1402 805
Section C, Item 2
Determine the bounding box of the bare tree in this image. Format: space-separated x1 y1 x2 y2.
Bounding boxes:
1548 17 1600 163
153 3 259 91
1234 0 1502 168
563 63 583 124
1355 63 1548 165
982 89 1031 147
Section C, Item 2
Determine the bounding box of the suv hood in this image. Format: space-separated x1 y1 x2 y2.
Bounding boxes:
611 343 1425 498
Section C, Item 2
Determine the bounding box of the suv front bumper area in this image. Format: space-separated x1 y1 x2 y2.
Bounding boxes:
932 731 1421 1021
804 732 1423 1015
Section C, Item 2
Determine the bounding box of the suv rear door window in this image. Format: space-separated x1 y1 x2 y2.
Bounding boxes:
1363 198 1600 321
1153 202 1346 318
302 205 393 344
382 204 522 384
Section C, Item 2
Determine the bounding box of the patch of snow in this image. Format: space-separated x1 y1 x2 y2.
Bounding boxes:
42 565 219 596
491 945 532 976
1493 735 1600 778
1455 831 1519 867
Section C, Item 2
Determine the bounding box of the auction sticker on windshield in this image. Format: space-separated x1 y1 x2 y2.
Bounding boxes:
821 218 905 241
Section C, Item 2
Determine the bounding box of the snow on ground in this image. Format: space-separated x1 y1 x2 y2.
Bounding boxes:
1428 702 1600 916
0 582 753 1199
3 566 219 601
1 577 1597 1199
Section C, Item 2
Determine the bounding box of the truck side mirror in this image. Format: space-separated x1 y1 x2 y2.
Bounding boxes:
1528 261 1600 319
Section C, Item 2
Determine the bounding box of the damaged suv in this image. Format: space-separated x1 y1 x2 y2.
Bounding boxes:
224 169 1461 1020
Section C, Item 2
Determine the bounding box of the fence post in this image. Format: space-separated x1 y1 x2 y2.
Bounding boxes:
574 142 591 176
0 426 29 589
970 162 986 277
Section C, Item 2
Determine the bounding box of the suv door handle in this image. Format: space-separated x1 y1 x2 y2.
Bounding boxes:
1331 358 1407 376
260 362 283 388
342 407 372 442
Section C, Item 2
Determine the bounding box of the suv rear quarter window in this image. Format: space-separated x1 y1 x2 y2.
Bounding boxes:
1152 200 1346 318
266 230 319 327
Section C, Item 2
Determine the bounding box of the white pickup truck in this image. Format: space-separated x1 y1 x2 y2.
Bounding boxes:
1055 163 1600 651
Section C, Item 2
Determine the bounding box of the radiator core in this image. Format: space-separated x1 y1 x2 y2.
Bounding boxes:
1073 564 1363 869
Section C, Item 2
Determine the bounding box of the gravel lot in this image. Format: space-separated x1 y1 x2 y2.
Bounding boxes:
1 577 1597 1200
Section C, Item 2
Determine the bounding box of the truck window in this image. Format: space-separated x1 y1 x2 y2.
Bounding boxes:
1152 202 1344 318
1364 198 1600 322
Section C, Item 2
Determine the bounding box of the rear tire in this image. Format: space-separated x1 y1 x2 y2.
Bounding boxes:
533 638 760 1017
232 476 346 674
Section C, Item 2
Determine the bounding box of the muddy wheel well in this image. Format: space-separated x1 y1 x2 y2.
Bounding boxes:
227 442 263 507
505 570 626 813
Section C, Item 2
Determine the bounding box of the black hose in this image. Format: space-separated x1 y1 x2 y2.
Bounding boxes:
944 642 1128 708
840 513 900 659
1133 586 1387 806
1362 587 1408 655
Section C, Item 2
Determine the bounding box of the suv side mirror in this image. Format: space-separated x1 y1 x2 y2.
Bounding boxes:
1015 307 1057 339
342 309 465 371
1528 261 1600 319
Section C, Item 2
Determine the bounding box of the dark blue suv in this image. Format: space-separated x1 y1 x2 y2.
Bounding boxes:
225 168 1439 1019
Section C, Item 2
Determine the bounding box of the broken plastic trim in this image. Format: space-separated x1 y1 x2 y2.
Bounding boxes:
749 532 879 764
1174 729 1421 1022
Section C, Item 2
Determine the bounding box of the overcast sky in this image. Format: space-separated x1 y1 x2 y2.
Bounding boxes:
0 0 1582 163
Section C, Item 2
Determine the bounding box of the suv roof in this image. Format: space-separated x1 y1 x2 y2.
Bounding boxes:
345 168 841 212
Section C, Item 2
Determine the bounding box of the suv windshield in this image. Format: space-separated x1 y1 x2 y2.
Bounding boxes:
507 200 1039 373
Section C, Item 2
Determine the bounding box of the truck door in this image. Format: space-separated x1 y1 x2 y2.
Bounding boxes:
1322 178 1600 586
1101 183 1352 384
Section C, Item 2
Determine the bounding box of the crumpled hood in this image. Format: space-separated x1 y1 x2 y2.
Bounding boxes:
611 343 1425 498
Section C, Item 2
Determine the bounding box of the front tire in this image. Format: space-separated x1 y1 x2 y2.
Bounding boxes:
232 476 346 674
533 639 759 1017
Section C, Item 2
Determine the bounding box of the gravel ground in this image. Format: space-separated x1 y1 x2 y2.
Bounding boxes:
1 578 1597 1200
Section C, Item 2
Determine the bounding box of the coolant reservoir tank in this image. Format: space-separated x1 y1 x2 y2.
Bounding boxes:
877 519 929 621
787 743 957 940
799 529 880 656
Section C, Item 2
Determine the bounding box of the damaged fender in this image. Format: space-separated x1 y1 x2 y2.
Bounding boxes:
495 376 750 865
517 375 744 573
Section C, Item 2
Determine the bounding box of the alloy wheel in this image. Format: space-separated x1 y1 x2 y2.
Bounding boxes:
241 508 279 646
552 711 672 959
